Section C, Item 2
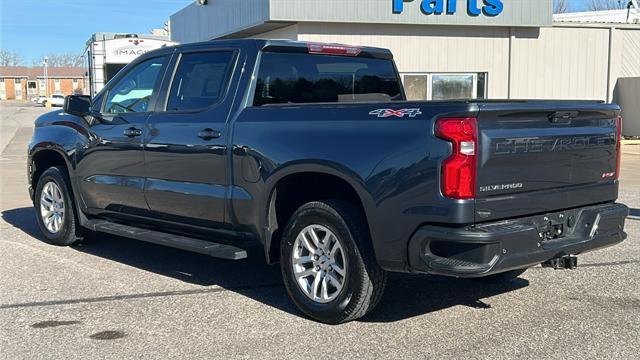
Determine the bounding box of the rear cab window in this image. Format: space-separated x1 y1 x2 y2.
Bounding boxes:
253 51 404 106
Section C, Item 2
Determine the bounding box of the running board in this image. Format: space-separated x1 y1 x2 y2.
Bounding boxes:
84 220 247 260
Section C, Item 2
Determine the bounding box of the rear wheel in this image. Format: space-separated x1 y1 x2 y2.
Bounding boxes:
34 166 83 246
280 200 387 324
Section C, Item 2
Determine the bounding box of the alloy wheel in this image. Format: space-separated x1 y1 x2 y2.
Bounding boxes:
291 224 347 303
40 181 65 234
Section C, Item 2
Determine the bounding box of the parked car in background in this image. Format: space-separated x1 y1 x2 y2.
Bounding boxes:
33 96 47 105
43 94 65 107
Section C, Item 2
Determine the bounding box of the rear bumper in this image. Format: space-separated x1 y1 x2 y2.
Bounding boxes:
408 203 629 277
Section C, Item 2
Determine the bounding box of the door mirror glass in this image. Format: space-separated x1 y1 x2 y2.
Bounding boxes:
104 56 167 114
63 95 91 117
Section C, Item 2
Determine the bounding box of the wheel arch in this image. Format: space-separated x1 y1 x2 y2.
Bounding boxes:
260 163 376 265
30 146 73 190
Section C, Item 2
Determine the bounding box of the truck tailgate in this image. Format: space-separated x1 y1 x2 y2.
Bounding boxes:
475 102 620 222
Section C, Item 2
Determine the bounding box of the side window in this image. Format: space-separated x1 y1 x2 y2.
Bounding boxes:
166 51 235 112
104 56 167 114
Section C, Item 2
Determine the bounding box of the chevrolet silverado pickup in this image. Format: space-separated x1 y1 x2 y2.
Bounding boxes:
28 39 628 324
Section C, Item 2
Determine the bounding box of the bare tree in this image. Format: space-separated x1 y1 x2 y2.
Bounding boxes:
32 53 84 67
554 0 570 13
0 49 24 66
586 0 631 10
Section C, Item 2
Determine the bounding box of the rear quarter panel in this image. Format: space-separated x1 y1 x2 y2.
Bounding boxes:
230 102 479 270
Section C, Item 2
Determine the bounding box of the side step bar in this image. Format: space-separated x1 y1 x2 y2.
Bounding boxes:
83 220 247 260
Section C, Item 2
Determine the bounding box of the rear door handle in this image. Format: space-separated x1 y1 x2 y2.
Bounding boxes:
198 129 222 140
124 127 143 137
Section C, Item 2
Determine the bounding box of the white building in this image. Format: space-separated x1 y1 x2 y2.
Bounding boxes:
555 1 639 24
170 0 640 135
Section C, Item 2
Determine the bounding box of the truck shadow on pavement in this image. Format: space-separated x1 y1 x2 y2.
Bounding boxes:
2 206 529 323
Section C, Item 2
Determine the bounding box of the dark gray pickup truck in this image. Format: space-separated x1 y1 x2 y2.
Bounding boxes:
28 39 628 323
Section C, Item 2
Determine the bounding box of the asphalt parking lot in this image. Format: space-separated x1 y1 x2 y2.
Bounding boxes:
0 101 638 359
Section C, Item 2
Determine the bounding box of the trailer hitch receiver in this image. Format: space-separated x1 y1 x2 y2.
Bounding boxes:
542 255 578 270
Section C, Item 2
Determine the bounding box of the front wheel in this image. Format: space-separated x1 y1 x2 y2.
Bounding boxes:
34 166 83 246
280 200 387 324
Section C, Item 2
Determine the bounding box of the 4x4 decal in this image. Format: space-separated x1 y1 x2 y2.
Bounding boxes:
369 108 422 118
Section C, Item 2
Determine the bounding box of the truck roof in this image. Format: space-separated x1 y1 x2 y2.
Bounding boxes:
174 39 394 60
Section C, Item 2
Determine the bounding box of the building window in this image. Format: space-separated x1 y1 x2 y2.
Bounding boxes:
403 75 429 101
402 73 488 101
54 79 61 92
27 81 37 95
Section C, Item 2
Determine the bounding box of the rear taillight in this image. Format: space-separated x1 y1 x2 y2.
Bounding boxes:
615 115 622 180
435 118 478 199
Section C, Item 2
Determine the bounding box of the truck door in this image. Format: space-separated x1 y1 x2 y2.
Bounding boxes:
143 49 239 228
76 54 170 215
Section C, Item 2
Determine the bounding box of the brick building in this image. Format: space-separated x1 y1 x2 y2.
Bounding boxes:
0 66 86 101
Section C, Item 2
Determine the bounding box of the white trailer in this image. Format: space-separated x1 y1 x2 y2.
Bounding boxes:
85 33 177 97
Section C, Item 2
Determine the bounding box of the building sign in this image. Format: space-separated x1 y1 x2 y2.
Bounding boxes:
170 0 554 44
393 0 504 16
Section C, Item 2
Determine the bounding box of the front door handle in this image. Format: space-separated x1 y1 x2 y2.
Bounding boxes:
198 128 222 140
124 127 143 137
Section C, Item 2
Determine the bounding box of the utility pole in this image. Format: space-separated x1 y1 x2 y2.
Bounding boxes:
43 56 49 98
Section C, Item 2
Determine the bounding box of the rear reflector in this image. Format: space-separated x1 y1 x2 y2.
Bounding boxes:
307 43 362 57
615 116 622 180
435 118 478 200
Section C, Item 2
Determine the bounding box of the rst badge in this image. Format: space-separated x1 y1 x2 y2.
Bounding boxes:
369 108 423 118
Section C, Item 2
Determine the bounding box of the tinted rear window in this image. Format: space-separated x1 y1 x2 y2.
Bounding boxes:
253 52 403 106
167 51 235 111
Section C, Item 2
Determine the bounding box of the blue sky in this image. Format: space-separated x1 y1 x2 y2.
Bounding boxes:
1 0 190 64
1 0 598 64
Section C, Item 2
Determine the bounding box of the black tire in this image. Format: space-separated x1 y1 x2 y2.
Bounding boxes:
475 269 527 283
42 101 47 107
280 200 387 324
34 166 83 246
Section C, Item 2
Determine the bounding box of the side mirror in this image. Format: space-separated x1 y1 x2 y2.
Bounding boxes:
64 95 91 117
